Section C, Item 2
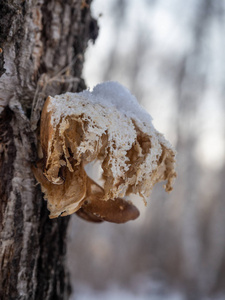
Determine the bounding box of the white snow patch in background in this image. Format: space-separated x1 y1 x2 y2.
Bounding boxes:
70 287 225 300
70 276 185 300
70 285 185 300
69 275 225 300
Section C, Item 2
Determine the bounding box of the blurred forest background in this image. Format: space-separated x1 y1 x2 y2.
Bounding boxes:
67 0 225 299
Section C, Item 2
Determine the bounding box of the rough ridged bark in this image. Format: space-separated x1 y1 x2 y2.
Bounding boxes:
0 0 98 299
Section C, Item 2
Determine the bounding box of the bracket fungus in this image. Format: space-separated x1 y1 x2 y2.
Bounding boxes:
33 81 176 223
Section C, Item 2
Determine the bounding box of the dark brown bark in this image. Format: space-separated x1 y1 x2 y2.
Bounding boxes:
0 0 98 299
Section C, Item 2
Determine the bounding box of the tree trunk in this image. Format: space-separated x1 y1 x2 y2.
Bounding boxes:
0 1 98 299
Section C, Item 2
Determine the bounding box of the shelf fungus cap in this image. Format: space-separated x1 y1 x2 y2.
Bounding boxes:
33 81 177 222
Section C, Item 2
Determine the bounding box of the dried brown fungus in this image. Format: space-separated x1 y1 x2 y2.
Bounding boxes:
33 82 177 223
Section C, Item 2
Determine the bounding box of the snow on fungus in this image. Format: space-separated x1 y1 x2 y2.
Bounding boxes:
33 81 177 222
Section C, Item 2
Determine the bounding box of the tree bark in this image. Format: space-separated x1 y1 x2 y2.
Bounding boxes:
0 1 98 299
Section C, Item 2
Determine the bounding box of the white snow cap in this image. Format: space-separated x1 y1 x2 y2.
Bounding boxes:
81 81 153 125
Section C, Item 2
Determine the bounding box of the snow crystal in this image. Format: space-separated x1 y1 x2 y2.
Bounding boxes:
48 81 154 134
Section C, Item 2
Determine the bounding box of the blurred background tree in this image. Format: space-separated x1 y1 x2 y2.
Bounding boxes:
67 0 225 299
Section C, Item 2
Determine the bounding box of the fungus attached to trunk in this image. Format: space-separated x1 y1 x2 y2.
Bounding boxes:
33 81 177 223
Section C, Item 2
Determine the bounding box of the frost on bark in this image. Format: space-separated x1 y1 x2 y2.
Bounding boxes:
0 0 98 299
